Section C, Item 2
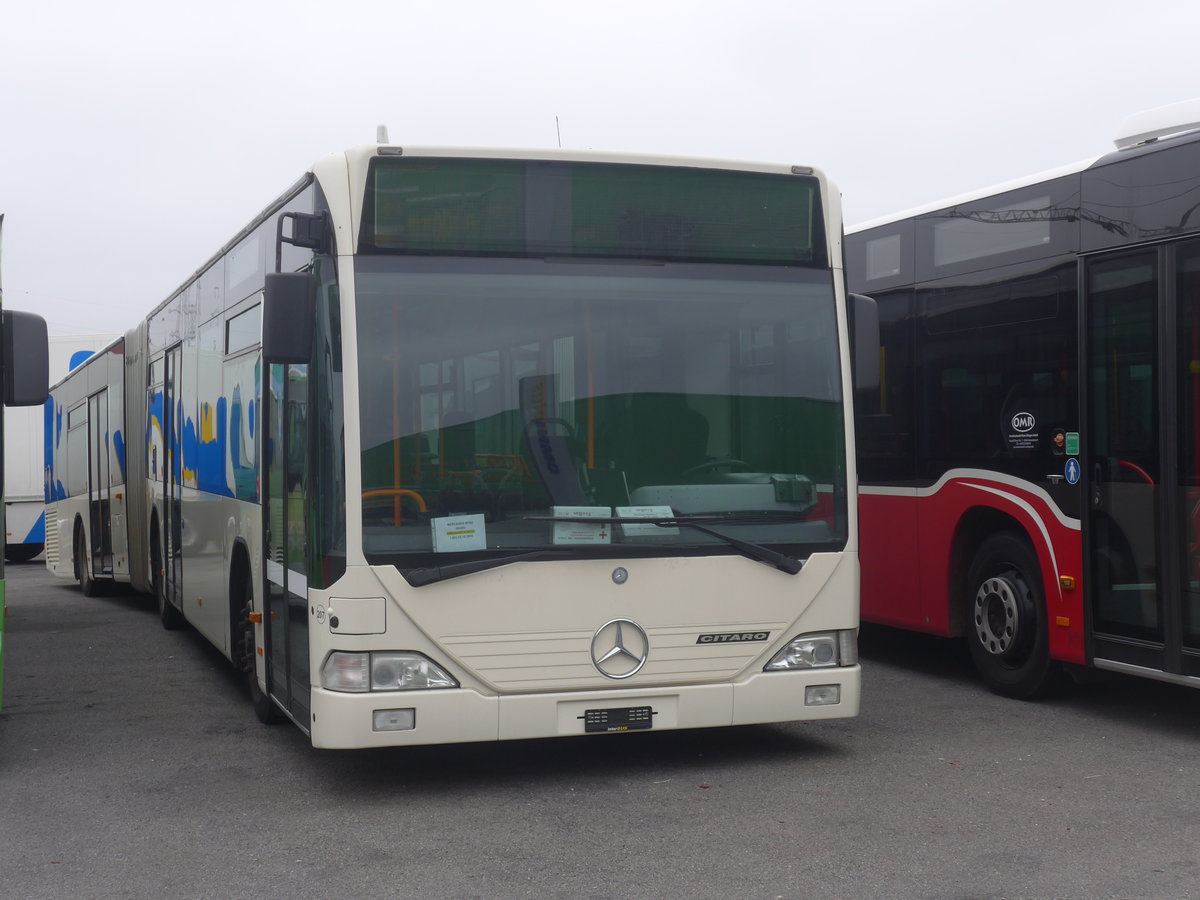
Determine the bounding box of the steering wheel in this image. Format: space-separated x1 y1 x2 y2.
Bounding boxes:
682 458 751 477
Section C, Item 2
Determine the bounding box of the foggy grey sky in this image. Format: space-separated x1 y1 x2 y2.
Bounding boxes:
4 0 1197 335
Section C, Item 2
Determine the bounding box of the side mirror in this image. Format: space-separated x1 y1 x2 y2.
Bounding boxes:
3 309 49 406
850 293 880 393
279 212 330 253
263 272 316 364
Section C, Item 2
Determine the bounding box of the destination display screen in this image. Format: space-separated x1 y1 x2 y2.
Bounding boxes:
360 156 825 266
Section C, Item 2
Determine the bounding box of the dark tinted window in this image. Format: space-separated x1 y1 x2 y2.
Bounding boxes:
914 262 1077 481
1082 136 1200 253
923 275 1058 334
846 221 914 293
856 288 916 482
915 176 1082 280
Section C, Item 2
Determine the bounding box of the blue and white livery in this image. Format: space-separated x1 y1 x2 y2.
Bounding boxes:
4 335 115 563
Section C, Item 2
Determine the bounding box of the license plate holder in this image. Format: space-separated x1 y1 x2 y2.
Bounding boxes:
583 705 654 733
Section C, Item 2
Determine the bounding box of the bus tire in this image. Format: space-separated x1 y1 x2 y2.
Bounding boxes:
75 526 101 598
238 578 282 725
152 530 184 630
964 532 1056 699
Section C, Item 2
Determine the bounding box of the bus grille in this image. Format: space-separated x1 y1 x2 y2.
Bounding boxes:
441 620 789 692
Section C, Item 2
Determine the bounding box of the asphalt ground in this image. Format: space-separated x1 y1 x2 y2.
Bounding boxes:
2 561 1198 900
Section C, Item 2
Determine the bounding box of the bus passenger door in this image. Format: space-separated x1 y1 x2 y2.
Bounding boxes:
264 362 311 727
86 390 113 577
1085 245 1200 679
1173 241 1200 679
162 344 183 614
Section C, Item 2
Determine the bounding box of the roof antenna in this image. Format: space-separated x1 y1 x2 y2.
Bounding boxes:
377 124 390 144
555 116 562 149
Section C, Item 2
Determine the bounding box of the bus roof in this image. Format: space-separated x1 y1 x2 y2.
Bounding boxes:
847 155 1100 235
850 98 1200 235
351 144 822 178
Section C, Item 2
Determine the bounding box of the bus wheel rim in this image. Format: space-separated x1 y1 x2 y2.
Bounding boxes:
974 575 1020 656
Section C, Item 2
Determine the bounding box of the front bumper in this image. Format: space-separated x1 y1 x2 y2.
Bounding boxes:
308 666 861 749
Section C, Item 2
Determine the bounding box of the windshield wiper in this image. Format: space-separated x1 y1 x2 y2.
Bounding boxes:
405 512 806 586
524 514 804 575
648 510 814 525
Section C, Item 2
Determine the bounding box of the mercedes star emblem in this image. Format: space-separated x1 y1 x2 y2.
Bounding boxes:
590 618 649 679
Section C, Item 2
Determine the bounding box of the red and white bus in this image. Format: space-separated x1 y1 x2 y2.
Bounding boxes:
847 98 1200 697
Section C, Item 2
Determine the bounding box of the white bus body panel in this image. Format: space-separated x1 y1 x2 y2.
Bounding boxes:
305 551 859 749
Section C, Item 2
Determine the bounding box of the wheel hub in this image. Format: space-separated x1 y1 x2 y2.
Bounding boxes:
973 575 1020 656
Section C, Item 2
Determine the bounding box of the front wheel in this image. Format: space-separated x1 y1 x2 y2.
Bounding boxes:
964 533 1056 699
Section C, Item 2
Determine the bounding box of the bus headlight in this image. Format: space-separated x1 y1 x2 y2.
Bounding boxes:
370 652 458 690
764 630 856 671
321 651 458 692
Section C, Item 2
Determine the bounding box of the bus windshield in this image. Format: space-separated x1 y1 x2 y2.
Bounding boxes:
355 256 847 568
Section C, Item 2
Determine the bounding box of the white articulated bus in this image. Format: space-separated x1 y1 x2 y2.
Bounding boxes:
46 146 870 748
4 334 117 563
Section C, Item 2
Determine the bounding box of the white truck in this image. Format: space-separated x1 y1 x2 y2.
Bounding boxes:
4 334 117 562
